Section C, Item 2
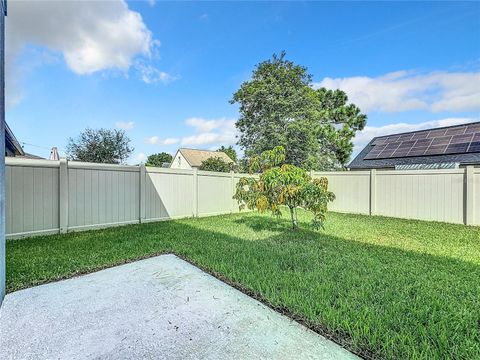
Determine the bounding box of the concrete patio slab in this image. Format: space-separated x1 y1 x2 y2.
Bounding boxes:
0 254 358 360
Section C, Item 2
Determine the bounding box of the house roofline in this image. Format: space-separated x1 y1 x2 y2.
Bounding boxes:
5 121 25 156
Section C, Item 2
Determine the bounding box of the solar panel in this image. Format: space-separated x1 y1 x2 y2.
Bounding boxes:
445 126 467 136
466 123 480 133
467 133 480 153
364 122 480 160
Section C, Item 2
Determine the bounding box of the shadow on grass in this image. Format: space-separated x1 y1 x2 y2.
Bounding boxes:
6 214 480 360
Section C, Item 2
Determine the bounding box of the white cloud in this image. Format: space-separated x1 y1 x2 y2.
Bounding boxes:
135 60 178 84
352 117 478 155
7 0 154 74
6 0 173 106
162 138 180 145
145 136 160 144
116 121 135 130
135 152 147 162
145 136 179 145
315 70 480 113
181 117 237 146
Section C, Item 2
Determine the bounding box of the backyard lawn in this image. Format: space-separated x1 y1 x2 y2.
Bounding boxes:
6 211 480 360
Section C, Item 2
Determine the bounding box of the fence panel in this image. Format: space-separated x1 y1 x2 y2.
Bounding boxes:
144 168 195 221
67 163 140 230
197 171 233 216
376 169 464 224
6 159 59 237
313 171 371 215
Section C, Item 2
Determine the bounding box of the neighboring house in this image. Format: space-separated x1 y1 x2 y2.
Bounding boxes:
5 121 24 157
349 122 480 170
170 148 234 170
4 121 46 159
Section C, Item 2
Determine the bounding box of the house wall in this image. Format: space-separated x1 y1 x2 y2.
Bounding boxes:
313 167 479 225
5 158 254 239
169 151 193 170
0 0 6 304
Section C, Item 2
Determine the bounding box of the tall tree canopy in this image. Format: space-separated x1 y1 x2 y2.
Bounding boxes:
146 152 173 167
231 52 366 170
217 145 237 162
66 128 133 164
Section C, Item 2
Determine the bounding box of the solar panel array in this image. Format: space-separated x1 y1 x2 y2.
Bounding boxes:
365 122 480 160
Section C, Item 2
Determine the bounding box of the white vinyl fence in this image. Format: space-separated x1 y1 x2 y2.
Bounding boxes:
5 159 479 239
5 158 248 239
313 167 479 226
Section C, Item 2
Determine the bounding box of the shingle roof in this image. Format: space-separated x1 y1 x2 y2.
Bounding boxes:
178 148 234 167
349 122 480 169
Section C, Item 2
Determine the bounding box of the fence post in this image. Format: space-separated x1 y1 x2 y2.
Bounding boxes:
59 158 69 233
230 170 235 213
370 169 376 216
465 166 474 226
193 168 198 217
139 164 146 223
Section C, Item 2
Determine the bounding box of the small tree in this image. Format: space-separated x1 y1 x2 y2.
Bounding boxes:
199 157 232 172
217 145 237 162
146 152 173 167
233 146 335 230
66 128 133 164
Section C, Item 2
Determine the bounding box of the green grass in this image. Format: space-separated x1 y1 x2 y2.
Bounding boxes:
6 211 480 359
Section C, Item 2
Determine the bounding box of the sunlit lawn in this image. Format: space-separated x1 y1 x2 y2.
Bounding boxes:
7 210 480 359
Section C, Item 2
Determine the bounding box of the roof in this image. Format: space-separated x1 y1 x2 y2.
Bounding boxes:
18 153 45 160
176 148 234 167
5 121 25 156
349 122 480 169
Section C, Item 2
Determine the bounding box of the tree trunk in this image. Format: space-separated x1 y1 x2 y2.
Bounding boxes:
289 206 299 230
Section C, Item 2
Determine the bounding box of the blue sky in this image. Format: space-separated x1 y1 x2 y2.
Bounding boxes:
5 1 480 162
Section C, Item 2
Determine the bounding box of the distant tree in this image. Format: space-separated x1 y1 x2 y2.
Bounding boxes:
217 146 237 162
231 51 366 170
146 152 173 167
233 146 335 230
66 128 133 164
199 157 232 172
236 157 250 173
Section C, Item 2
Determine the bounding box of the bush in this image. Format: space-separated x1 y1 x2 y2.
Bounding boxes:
234 146 335 230
199 157 232 172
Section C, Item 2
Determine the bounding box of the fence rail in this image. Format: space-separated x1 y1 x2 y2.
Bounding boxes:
312 167 479 226
6 159 478 239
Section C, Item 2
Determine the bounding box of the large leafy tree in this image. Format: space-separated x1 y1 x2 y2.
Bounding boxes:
66 128 133 164
231 51 366 170
217 145 237 162
234 146 335 230
146 152 173 167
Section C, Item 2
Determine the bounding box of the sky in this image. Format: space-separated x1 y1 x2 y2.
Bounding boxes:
5 1 480 163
